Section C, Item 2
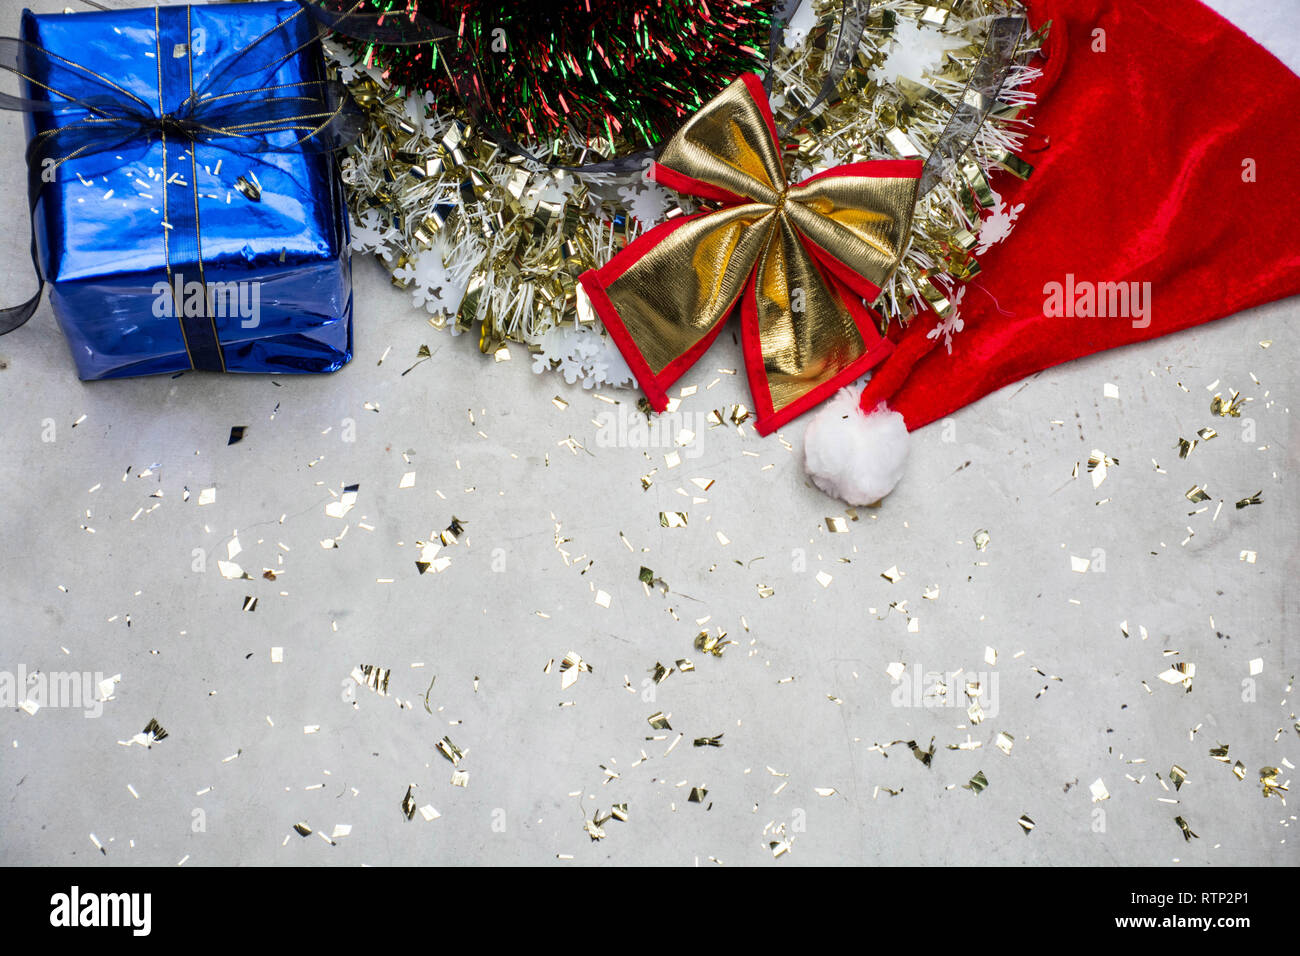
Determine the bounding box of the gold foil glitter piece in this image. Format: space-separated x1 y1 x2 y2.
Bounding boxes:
233 175 261 203
695 630 733 657
964 770 988 794
1017 814 1035 834
1210 391 1245 417
435 736 465 766
1260 767 1286 798
1235 491 1262 509
1174 816 1198 841
647 712 672 730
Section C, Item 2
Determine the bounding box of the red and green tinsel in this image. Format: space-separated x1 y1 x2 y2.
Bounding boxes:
344 0 770 153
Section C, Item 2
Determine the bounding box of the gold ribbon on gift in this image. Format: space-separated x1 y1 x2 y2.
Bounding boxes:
578 74 920 435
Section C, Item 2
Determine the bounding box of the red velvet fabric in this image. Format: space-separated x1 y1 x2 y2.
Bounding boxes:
859 0 1300 429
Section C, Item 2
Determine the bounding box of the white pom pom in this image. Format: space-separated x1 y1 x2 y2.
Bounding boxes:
803 385 910 505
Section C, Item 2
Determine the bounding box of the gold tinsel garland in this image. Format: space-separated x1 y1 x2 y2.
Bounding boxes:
334 0 1043 385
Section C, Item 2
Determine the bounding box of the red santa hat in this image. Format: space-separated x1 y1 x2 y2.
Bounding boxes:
806 0 1300 504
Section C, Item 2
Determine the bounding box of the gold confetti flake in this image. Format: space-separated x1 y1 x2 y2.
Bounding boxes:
1184 485 1210 503
909 738 936 767
1157 662 1195 692
1089 778 1110 802
756 584 775 598
973 529 990 551
353 664 391 696
1174 816 1199 841
688 787 708 803
435 736 465 766
1017 814 1035 835
995 732 1014 756
324 482 359 518
825 516 849 533
659 511 688 528
880 565 903 583
964 770 988 794
1170 765 1187 791
1087 450 1117 488
1235 491 1263 509
1210 391 1245 417
693 734 724 748
560 651 591 690
647 711 672 730
1260 767 1287 798
694 631 733 657
1209 744 1230 763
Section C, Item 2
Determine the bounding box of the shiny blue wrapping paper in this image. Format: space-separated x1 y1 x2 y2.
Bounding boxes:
21 2 353 380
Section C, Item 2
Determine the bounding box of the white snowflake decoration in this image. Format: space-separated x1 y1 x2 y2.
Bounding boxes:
534 325 634 389
401 247 467 315
618 181 672 228
976 187 1025 255
925 285 966 354
783 0 819 49
349 209 398 262
870 19 968 87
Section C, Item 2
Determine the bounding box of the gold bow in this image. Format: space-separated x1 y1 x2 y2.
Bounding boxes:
578 74 921 434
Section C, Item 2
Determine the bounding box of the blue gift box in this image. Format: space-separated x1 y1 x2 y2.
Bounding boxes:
20 1 353 379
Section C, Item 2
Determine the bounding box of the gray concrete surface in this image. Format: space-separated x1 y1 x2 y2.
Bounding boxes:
0 0 1295 866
